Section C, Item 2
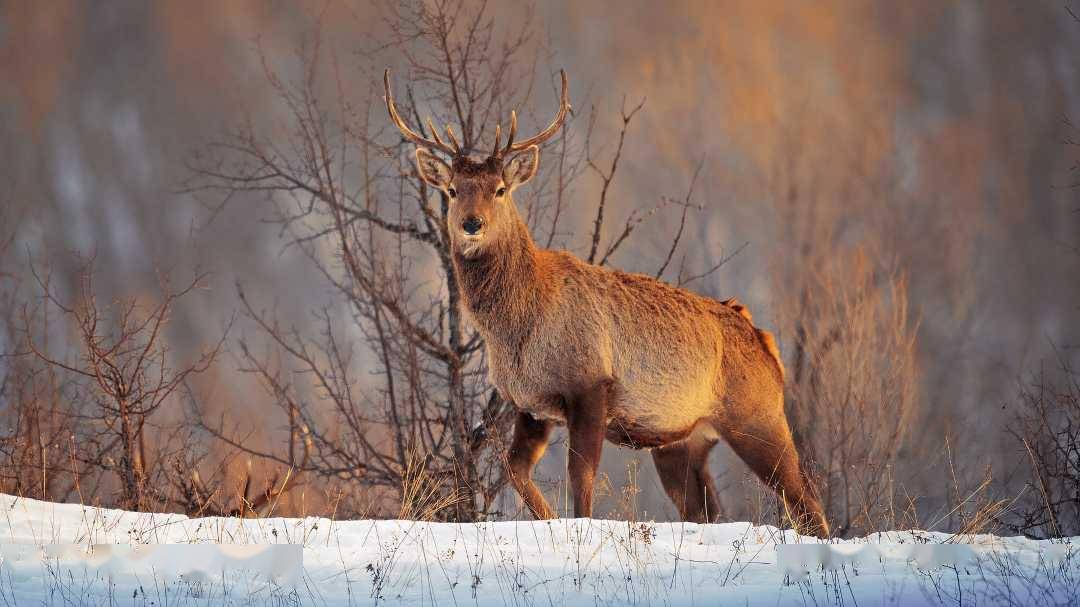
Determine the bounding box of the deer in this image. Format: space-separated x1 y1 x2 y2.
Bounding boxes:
384 69 830 537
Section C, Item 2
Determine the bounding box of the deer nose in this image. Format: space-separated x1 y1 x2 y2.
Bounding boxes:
462 216 484 235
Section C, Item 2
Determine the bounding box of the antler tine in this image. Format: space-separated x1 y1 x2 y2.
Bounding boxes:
491 123 501 158
444 125 461 153
504 69 570 155
504 111 517 154
383 69 457 157
426 117 448 148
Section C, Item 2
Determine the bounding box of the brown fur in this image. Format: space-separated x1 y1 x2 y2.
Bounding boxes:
408 127 828 538
722 297 785 378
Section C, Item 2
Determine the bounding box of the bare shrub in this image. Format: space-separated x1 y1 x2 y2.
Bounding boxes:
188 5 535 518
1002 362 1080 538
186 1 709 521
763 120 923 536
21 257 225 511
747 100 924 533
0 217 82 502
998 84 1080 539
779 251 919 535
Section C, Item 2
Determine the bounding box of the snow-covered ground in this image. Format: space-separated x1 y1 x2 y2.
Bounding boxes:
0 494 1074 606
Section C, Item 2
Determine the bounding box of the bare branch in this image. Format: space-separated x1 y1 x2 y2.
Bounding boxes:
585 97 645 264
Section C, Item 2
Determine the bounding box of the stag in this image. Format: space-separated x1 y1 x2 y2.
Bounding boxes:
384 69 829 536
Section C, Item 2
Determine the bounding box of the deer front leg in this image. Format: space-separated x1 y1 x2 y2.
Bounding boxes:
507 411 555 519
566 378 613 518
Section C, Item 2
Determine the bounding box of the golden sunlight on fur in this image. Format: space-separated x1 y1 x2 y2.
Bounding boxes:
386 69 828 538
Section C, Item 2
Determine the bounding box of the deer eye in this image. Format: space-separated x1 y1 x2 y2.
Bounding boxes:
447 187 457 198
496 187 506 197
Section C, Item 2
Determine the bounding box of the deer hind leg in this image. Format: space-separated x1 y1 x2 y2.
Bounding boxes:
652 428 722 523
565 378 613 518
721 410 830 538
507 411 555 519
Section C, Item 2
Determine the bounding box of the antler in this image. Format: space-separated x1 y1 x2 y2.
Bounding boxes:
384 69 460 157
491 70 571 158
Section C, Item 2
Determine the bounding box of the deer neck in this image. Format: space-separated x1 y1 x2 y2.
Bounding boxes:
453 216 546 339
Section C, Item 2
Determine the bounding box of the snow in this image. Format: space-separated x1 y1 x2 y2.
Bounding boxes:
0 494 1075 606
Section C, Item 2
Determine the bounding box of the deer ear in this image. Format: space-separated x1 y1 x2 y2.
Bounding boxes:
503 145 539 190
415 148 452 189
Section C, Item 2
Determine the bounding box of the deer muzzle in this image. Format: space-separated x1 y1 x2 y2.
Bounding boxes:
461 215 485 236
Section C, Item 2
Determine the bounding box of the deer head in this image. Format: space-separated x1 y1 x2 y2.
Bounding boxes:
384 69 570 257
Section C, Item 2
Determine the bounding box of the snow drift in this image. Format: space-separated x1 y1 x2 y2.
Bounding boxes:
0 494 1074 605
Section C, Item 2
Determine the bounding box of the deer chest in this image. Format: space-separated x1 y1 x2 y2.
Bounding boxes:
484 331 610 424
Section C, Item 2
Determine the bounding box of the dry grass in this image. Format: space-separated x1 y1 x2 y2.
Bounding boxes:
398 449 468 521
